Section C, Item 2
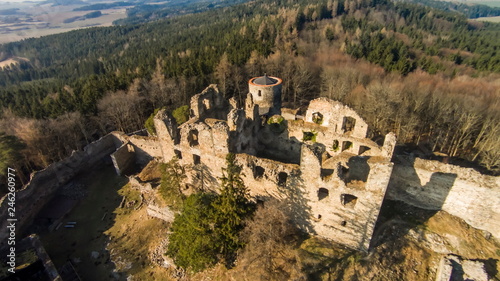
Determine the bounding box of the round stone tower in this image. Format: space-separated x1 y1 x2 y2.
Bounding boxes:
248 74 282 115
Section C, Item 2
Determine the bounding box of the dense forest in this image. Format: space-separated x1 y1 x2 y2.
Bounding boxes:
0 0 500 193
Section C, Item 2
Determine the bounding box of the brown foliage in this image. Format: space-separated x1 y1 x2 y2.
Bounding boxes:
232 200 307 281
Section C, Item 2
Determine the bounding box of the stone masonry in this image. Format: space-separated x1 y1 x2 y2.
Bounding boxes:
4 75 498 257
137 76 397 251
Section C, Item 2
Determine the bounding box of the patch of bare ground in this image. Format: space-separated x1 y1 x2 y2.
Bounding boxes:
137 160 162 182
0 56 29 69
104 183 173 280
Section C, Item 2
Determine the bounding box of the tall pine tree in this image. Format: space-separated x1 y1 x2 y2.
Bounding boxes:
212 153 255 267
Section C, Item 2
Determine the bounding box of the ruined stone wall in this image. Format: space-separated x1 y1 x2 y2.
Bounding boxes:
387 156 500 239
286 119 384 157
305 98 368 138
228 109 261 157
234 154 300 199
299 145 393 251
127 135 163 165
256 124 302 164
154 109 178 162
190 84 228 120
169 119 231 191
111 143 135 175
0 134 122 248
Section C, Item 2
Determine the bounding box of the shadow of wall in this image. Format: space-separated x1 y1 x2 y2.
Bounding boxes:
278 170 316 235
371 156 457 248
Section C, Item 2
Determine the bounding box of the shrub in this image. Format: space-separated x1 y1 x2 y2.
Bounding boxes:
302 131 317 142
144 108 164 136
158 157 186 210
267 115 286 133
172 105 190 125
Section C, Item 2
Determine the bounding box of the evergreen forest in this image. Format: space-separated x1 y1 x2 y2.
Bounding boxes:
1 0 500 193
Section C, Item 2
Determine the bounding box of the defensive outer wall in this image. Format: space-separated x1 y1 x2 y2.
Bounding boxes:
1 80 499 252
0 134 123 248
387 155 500 238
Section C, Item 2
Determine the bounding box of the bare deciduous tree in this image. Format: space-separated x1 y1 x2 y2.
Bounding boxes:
234 200 306 281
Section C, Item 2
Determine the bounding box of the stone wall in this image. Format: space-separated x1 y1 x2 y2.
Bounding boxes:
304 98 368 138
299 145 393 251
146 205 176 223
154 109 178 162
435 255 490 281
111 143 135 175
128 136 163 165
0 134 122 248
387 156 500 239
190 84 228 120
235 153 301 199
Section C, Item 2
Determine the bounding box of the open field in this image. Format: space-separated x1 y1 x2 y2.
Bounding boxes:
38 165 129 280
475 15 500 22
469 0 500 7
0 56 28 68
0 3 128 44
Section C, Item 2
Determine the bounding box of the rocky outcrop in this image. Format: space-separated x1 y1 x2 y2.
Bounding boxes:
435 255 492 281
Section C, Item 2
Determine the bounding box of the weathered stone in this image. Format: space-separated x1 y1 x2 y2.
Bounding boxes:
387 155 500 239
149 78 396 251
435 255 491 281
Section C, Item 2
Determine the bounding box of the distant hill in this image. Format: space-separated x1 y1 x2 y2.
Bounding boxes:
40 0 87 5
0 8 20 15
73 1 133 11
401 0 500 18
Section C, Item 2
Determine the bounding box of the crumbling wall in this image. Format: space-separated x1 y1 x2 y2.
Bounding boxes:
0 134 122 248
154 109 178 162
111 143 135 175
387 156 500 239
190 84 228 120
235 154 300 199
286 119 383 157
256 125 302 164
299 145 393 251
305 98 368 138
174 119 230 176
128 135 163 165
435 255 491 281
228 107 261 156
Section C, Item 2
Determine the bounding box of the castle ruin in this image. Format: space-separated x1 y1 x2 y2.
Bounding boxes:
113 75 397 251
2 75 498 258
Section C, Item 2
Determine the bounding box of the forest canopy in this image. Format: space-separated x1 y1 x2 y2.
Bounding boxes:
0 0 499 189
